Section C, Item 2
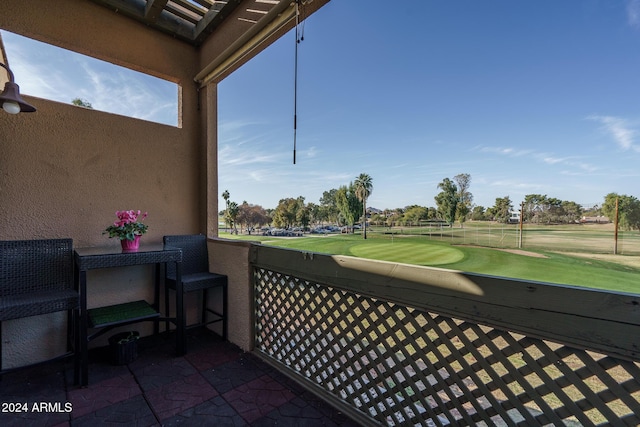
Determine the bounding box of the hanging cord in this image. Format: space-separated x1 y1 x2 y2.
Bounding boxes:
292 1 307 164
293 0 300 164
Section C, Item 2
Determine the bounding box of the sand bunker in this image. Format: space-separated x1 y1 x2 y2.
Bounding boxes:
497 249 548 258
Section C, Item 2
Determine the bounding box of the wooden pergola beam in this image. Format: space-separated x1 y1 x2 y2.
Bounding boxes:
144 0 169 22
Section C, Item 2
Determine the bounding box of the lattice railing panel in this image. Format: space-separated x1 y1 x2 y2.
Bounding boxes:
254 267 640 426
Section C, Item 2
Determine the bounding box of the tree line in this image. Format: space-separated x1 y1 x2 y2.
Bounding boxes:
221 174 640 233
221 173 374 237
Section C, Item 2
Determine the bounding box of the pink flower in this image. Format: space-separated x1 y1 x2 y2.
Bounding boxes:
112 210 145 225
103 209 149 240
112 210 144 226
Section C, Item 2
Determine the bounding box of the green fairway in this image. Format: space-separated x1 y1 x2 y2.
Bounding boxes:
227 232 640 293
350 242 465 265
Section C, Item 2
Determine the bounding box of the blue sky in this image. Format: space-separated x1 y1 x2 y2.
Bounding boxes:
1 32 177 126
4 0 640 211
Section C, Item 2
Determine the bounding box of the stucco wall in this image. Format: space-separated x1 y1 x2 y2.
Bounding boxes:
208 239 255 351
1 100 200 245
0 0 333 370
0 0 204 368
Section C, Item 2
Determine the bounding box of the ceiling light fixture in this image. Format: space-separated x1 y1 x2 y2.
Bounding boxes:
0 62 36 114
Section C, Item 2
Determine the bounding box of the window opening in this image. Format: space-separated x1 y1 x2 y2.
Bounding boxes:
1 30 178 127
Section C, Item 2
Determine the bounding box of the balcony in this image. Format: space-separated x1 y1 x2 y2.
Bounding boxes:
0 327 355 426
1 2 639 424
1 239 639 425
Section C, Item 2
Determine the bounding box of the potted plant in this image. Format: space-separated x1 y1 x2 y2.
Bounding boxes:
108 331 140 365
103 210 148 251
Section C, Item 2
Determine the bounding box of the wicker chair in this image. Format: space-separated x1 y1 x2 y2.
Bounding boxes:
163 235 227 339
0 239 79 374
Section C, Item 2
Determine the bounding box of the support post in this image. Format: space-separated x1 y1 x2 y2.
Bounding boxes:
614 197 619 255
519 202 524 249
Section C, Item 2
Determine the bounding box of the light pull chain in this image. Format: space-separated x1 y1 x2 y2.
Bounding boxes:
293 0 302 164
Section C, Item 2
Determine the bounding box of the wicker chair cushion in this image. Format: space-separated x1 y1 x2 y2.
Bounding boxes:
0 289 79 321
166 272 227 292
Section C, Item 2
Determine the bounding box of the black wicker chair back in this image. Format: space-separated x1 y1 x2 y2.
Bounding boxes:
164 234 209 279
163 235 227 339
0 238 79 373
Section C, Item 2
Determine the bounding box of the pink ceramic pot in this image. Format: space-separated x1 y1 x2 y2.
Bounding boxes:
120 235 141 252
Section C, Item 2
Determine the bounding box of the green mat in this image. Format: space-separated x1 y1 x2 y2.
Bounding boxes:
88 300 159 328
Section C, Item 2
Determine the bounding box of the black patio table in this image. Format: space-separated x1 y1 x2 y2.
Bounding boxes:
74 244 183 386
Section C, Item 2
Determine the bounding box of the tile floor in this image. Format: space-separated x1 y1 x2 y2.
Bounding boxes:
0 328 360 426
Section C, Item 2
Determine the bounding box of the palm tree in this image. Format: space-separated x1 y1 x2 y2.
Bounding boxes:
226 201 239 234
222 190 230 210
354 173 373 239
222 190 230 231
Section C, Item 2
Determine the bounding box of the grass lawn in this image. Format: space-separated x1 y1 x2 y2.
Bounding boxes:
226 232 640 293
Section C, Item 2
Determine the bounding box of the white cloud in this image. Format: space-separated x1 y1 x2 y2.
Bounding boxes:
588 115 639 152
475 145 600 176
542 156 599 173
3 39 69 101
476 145 534 157
219 144 287 166
303 146 318 159
628 0 640 28
220 119 268 134
2 30 177 126
542 156 565 165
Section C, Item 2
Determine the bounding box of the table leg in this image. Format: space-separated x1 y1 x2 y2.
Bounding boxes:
175 260 185 355
153 264 160 336
223 283 228 340
77 269 89 386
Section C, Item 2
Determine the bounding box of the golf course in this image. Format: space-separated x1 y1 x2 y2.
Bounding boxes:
224 223 640 294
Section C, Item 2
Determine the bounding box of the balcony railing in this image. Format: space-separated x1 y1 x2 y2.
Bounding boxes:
249 244 640 426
